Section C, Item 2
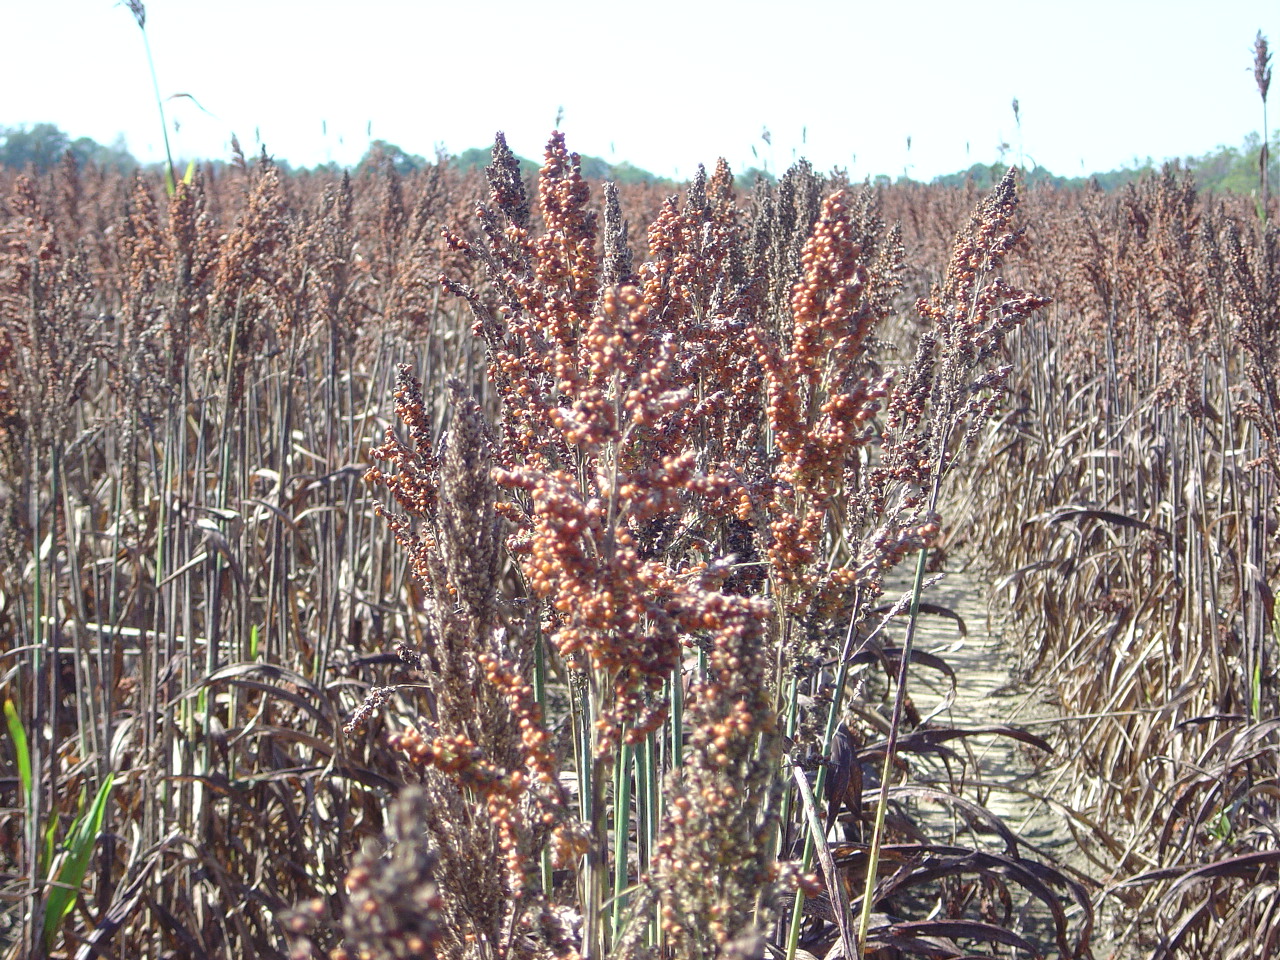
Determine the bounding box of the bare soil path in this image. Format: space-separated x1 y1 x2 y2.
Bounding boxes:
885 567 1102 955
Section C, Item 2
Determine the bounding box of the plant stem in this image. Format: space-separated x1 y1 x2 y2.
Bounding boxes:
611 740 633 940
534 635 553 897
137 21 176 191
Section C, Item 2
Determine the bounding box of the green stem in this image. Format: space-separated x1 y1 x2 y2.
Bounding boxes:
137 24 176 192
773 672 801 863
643 726 659 948
611 740 633 939
670 664 684 770
533 636 553 897
582 669 609 959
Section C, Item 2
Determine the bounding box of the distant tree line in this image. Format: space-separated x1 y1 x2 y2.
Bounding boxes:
932 132 1280 195
449 144 683 187
0 123 136 171
4 123 1277 199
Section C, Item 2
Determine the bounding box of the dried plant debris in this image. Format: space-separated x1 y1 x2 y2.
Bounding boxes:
5 124 1277 960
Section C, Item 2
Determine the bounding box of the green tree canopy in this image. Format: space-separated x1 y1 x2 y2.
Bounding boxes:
357 139 428 176
0 124 137 171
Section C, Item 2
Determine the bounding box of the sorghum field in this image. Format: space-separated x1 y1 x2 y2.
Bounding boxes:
1 130 1278 960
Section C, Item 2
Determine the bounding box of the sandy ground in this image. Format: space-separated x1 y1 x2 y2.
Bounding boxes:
880 567 1114 957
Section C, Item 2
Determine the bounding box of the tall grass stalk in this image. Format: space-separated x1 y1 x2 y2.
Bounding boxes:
122 1 179 195
1255 31 1272 222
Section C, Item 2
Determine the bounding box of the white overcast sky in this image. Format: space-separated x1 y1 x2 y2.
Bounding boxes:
9 0 1279 182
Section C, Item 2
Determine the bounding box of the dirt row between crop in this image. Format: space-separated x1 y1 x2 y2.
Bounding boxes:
886 566 1117 956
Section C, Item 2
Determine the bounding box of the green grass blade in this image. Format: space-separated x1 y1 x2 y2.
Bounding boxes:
4 700 31 811
41 774 114 951
41 810 58 877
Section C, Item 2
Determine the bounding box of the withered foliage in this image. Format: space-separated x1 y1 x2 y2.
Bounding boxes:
951 168 1280 954
0 154 495 960
8 132 1277 960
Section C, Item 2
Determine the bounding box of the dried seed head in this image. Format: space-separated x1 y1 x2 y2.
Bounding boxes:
339 787 443 960
123 0 145 28
486 131 530 230
602 180 635 289
1255 31 1272 103
437 378 500 627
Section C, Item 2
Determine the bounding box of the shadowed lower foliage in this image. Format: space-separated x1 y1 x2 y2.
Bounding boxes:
0 132 1274 960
